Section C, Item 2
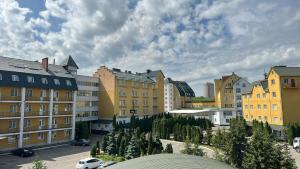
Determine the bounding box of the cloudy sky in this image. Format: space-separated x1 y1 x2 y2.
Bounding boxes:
0 0 300 96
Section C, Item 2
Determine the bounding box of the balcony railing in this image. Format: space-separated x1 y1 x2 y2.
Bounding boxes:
23 125 49 132
53 111 72 115
0 128 19 134
283 83 298 88
25 97 50 101
24 112 49 117
54 97 73 102
52 124 72 129
0 96 21 101
0 112 20 118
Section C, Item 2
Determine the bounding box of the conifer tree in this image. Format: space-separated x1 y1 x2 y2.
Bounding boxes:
147 132 154 155
106 133 117 155
164 143 173 153
118 137 126 157
101 135 108 153
90 144 97 157
125 135 141 159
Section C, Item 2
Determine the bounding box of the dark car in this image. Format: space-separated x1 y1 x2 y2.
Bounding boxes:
12 148 34 157
70 139 90 146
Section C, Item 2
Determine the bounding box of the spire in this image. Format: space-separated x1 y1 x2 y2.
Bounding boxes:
61 55 79 69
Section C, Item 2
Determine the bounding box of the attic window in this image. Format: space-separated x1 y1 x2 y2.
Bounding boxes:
41 78 48 84
66 80 72 86
27 76 34 83
12 75 19 82
54 79 60 85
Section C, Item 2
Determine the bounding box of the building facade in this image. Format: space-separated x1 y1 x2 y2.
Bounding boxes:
199 82 215 100
164 78 195 112
0 56 77 151
233 78 250 116
93 66 164 125
242 66 300 134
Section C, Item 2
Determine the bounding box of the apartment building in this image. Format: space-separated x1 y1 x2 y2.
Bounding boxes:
0 56 77 151
214 73 250 118
164 78 195 112
93 66 164 125
242 66 300 134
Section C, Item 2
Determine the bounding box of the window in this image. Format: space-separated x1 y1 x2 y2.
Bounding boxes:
41 78 48 84
242 83 246 87
0 73 2 80
27 76 34 83
257 104 261 110
64 117 70 124
272 104 277 110
118 80 126 86
236 95 241 100
236 88 241 93
264 116 267 122
54 79 60 85
12 75 19 81
257 94 260 99
26 89 33 97
40 90 47 97
10 104 18 112
249 95 252 99
24 119 31 128
8 120 17 129
66 80 72 86
11 88 18 97
258 116 262 121
291 79 296 87
245 105 248 109
64 130 70 136
53 104 59 114
119 100 126 107
284 78 289 84
263 104 267 109
274 117 278 123
39 119 45 127
25 104 32 112
250 105 253 109
38 133 44 140
8 136 16 144
272 92 276 98
271 79 275 85
262 93 266 98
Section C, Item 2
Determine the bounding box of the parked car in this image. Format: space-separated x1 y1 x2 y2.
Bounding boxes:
293 137 300 152
11 148 34 157
71 139 91 146
76 158 103 169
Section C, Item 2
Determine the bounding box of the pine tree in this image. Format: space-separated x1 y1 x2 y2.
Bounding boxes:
101 135 108 153
112 114 117 130
106 133 117 155
147 132 154 155
139 133 147 155
90 144 97 157
204 128 212 145
152 136 163 154
125 135 141 159
164 143 173 153
118 137 126 157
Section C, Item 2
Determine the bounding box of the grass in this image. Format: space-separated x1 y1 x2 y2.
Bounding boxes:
191 97 215 103
97 154 125 162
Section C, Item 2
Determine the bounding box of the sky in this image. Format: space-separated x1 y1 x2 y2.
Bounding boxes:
0 0 300 96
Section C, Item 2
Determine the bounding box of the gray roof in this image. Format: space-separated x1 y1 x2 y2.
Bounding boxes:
271 66 300 77
166 78 195 97
60 55 79 69
242 80 268 94
0 56 74 78
106 154 235 169
112 69 154 83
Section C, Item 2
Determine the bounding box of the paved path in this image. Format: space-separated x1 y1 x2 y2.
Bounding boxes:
290 146 300 168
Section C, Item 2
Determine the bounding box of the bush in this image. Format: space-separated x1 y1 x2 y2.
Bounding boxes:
31 160 47 169
90 144 97 157
164 143 173 153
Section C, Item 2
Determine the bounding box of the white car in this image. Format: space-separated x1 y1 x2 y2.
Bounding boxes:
76 158 103 169
293 137 300 152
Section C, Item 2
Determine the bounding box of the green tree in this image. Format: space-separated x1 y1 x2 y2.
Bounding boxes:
152 136 163 154
31 160 47 169
212 129 227 149
125 135 141 159
106 133 117 155
119 137 126 156
204 128 212 145
112 114 117 130
164 143 173 153
192 144 205 156
147 132 154 155
101 135 108 153
90 144 97 157
225 118 247 168
181 141 193 155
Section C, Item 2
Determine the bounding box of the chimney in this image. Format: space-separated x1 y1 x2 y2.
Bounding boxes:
42 58 48 71
146 69 151 73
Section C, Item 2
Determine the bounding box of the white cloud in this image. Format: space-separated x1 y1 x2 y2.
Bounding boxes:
0 0 300 96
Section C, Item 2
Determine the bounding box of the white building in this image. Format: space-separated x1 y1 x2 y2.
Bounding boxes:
233 78 250 117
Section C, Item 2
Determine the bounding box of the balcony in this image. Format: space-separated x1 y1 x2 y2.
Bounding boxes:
23 125 49 132
24 112 49 117
0 96 21 102
55 97 73 102
25 97 50 102
283 83 298 89
0 112 20 118
0 128 19 134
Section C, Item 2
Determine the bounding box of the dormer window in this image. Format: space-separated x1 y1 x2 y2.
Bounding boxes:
0 73 2 80
54 79 60 85
41 78 48 84
27 76 34 83
12 75 19 82
66 80 72 86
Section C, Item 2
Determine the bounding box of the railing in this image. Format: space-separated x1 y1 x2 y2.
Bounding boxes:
53 111 72 115
52 124 72 129
57 97 73 102
0 128 19 134
24 112 49 117
0 96 21 101
283 83 298 88
23 125 49 132
0 112 20 118
25 97 50 101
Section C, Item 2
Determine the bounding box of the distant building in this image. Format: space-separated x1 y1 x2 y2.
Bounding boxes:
164 78 195 112
93 66 164 131
198 82 214 99
242 66 300 137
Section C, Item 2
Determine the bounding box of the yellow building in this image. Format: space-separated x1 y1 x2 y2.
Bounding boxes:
0 56 77 151
93 66 164 123
242 66 300 133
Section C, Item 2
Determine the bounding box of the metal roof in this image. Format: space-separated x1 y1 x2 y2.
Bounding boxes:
166 78 195 97
60 55 79 69
106 154 235 169
270 66 300 77
0 56 77 90
242 80 268 94
112 69 155 83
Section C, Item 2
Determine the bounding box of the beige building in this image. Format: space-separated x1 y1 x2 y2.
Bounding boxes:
93 67 164 124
